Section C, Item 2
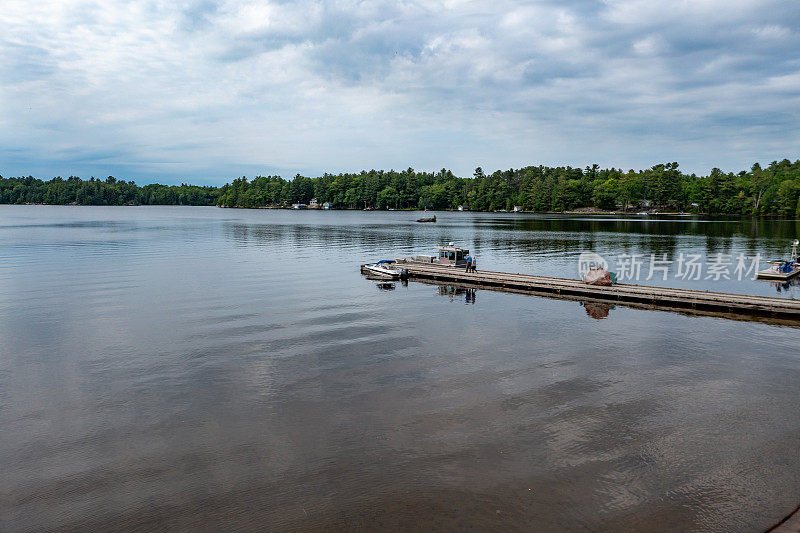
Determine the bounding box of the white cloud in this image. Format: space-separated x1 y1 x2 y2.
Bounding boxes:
0 0 799 183
632 36 663 56
752 24 790 39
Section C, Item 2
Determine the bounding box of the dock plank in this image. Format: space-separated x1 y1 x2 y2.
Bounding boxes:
370 261 800 321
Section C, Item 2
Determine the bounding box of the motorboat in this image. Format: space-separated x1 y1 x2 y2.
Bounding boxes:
362 260 407 279
756 240 800 280
399 243 471 267
757 261 800 280
757 260 800 280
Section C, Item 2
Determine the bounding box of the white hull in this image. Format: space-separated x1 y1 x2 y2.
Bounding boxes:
363 264 401 279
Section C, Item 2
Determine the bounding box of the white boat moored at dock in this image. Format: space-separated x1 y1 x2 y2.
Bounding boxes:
361 260 407 280
757 240 800 280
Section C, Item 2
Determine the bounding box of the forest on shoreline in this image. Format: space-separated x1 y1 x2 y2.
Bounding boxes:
2 159 800 215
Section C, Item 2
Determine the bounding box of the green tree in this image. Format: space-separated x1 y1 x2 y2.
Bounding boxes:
592 179 619 210
376 186 399 209
776 180 800 216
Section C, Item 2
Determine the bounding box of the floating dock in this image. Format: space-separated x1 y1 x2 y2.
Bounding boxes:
363 261 800 323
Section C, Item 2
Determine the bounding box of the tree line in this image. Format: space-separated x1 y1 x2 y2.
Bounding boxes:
0 176 219 206
3 158 800 215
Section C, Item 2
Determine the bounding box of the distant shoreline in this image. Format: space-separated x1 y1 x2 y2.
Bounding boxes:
4 203 799 219
4 159 800 216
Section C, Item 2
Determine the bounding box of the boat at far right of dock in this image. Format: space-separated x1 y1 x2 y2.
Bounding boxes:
757 239 800 280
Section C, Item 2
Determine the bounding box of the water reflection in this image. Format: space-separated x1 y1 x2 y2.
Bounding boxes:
363 274 409 291
3 206 800 532
496 214 800 240
437 285 478 305
374 280 404 291
766 277 800 298
581 301 615 319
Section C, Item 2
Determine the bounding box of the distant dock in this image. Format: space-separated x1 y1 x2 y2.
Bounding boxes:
364 261 800 323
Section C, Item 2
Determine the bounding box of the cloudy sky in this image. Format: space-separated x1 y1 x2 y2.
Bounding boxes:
1 0 799 184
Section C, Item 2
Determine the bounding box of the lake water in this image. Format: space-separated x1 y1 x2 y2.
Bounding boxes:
1 205 799 531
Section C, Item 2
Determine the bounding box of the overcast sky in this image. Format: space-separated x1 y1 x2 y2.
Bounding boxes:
1 0 799 184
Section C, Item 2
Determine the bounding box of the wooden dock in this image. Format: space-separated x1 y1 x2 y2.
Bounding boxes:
365 261 800 323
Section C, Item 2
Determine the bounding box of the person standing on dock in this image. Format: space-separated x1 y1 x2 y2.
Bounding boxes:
471 255 477 273
465 254 472 272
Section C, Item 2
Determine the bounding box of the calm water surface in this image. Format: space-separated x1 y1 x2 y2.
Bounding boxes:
1 205 799 531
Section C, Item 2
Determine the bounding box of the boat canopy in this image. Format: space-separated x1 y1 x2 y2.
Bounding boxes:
376 259 396 264
434 245 469 264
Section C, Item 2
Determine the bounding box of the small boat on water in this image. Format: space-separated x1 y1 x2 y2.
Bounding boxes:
757 260 800 280
757 240 800 280
362 260 407 279
401 243 470 267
